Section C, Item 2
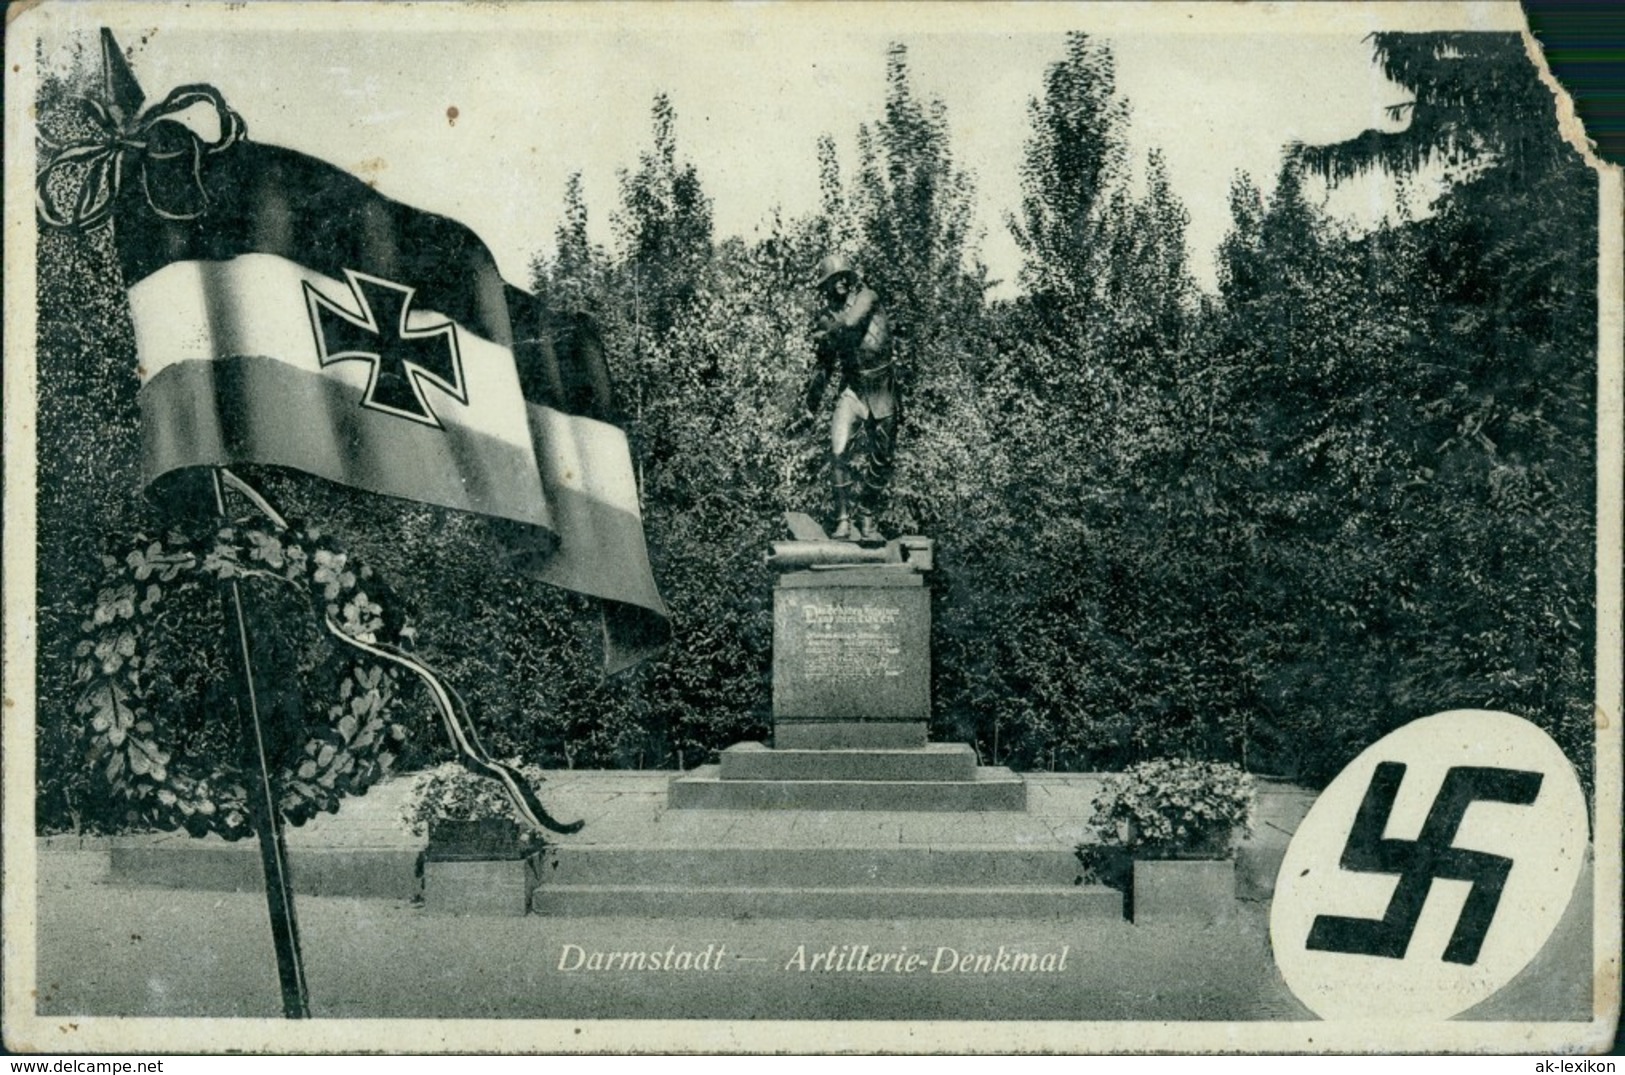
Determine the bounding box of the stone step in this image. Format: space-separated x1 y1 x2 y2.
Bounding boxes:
537 845 1082 888
529 883 1123 919
717 742 977 782
774 722 928 749
109 841 420 900
667 766 1027 811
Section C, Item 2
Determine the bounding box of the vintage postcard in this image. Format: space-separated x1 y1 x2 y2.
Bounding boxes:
3 0 1619 1055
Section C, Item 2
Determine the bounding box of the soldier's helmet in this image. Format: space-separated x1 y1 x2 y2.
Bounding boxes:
815 253 857 289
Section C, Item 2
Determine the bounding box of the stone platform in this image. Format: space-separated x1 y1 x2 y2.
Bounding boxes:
773 721 928 749
721 741 976 781
667 756 1028 811
666 722 1028 812
92 771 1317 920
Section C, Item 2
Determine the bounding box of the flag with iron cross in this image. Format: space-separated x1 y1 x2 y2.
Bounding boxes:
45 35 668 671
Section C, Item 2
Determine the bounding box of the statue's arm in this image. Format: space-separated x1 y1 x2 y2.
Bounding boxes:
829 288 878 332
804 336 835 417
812 288 878 358
859 303 890 359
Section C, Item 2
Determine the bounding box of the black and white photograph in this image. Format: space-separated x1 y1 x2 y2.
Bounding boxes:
3 0 1619 1054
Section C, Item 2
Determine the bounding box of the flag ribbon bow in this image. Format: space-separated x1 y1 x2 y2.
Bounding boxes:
36 83 245 230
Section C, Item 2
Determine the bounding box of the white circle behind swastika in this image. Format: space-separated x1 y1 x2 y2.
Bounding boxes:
1270 709 1588 1020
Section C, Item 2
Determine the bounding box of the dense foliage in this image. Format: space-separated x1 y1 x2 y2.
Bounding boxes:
34 32 1598 832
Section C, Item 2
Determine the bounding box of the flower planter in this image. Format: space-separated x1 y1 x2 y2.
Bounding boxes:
421 853 541 917
402 763 555 916
1129 825 1237 925
1087 759 1256 923
425 818 531 861
421 819 540 916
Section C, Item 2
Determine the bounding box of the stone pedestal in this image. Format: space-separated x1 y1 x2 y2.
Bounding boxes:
772 568 930 731
669 531 1025 812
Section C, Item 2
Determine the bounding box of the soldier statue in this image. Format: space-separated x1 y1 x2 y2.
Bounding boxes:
803 254 899 544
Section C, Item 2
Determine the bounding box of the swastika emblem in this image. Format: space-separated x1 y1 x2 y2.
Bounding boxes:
304 270 467 427
1270 710 1587 1020
1304 762 1542 965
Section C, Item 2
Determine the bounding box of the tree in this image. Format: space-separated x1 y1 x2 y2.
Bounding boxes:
977 33 1219 767
1009 31 1129 308
848 44 981 362
613 94 714 337
1217 31 1600 787
1294 32 1576 186
813 134 855 256
535 172 601 313
1215 172 1265 303
1095 148 1198 360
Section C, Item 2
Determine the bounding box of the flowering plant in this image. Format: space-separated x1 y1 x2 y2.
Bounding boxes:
400 761 549 846
1087 759 1254 859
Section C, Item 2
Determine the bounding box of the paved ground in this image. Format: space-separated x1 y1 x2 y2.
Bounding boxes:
77 772 1316 894
34 848 1313 1022
26 771 1595 1025
91 771 1130 853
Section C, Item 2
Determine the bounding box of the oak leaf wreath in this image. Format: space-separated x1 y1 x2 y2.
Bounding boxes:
74 520 411 839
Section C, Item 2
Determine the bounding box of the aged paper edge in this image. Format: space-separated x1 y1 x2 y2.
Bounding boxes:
2 0 1619 1055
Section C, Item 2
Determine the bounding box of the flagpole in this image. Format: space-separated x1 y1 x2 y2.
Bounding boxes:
212 468 312 1019
86 28 310 1020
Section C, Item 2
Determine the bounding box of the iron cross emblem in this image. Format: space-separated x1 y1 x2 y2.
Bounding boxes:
303 270 467 427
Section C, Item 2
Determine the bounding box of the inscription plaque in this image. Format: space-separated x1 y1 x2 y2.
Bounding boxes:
801 603 904 682
773 572 930 723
